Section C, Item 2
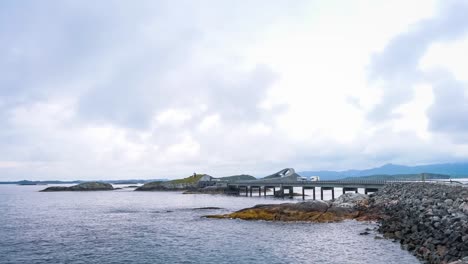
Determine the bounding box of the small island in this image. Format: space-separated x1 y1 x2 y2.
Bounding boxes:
135 173 255 193
40 182 114 192
205 193 372 222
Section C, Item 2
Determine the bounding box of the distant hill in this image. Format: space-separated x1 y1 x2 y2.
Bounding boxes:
218 175 256 182
341 173 450 181
298 162 468 180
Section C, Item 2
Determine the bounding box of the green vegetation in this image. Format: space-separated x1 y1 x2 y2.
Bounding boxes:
169 174 206 184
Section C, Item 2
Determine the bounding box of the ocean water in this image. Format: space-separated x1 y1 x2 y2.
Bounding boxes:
0 185 420 264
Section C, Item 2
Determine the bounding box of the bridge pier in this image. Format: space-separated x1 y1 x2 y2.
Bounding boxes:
321 187 335 200
288 186 294 198
302 187 316 200
280 185 285 198
239 186 248 196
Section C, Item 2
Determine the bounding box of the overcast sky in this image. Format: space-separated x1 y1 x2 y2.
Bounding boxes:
1 0 468 180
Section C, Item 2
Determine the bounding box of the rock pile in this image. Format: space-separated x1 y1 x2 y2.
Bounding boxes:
370 183 468 264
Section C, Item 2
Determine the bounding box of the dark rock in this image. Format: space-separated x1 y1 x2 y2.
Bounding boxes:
192 207 223 210
40 182 114 192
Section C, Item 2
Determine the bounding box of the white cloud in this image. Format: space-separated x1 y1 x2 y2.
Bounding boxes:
420 37 468 82
156 109 192 126
1 0 467 180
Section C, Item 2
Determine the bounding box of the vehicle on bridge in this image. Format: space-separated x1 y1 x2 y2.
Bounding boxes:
298 176 320 181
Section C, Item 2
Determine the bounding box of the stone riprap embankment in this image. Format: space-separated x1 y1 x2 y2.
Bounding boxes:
368 183 468 264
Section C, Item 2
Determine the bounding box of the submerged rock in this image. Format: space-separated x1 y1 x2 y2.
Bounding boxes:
40 182 114 192
192 207 224 210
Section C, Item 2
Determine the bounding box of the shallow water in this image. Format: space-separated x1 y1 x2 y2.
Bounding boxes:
0 185 420 264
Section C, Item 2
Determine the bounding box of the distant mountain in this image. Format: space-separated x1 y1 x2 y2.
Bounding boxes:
298 162 468 180
341 173 450 181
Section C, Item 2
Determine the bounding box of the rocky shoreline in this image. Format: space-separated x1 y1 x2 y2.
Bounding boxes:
207 183 468 264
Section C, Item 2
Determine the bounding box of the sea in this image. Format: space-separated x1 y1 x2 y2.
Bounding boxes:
0 185 422 264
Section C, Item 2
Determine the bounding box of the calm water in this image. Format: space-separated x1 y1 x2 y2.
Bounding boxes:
0 185 420 264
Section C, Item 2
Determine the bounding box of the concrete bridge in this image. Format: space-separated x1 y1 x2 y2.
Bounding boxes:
227 179 387 200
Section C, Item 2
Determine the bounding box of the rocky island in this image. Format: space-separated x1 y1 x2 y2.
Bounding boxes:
40 182 114 192
135 174 211 191
206 193 371 222
135 173 255 193
207 183 468 264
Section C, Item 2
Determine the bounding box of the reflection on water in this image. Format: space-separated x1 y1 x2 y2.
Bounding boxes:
0 185 420 264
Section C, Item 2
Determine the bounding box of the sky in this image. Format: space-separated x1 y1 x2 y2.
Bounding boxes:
1 0 468 180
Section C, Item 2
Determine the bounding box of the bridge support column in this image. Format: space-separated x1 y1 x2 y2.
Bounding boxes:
313 187 316 200
302 187 305 200
264 187 267 197
258 187 261 197
321 187 334 200
273 187 276 196
249 186 253 197
289 187 294 198
245 186 248 197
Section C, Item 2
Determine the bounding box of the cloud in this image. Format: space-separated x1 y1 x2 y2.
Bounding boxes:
0 0 300 179
368 0 468 121
1 0 468 180
427 71 468 141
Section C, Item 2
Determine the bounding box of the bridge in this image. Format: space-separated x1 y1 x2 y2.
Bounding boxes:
226 168 393 200
228 179 388 200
